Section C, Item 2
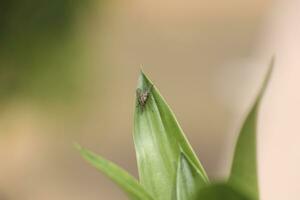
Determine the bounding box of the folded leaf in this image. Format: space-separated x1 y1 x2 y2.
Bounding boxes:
229 58 274 200
196 183 250 200
76 144 154 200
134 72 209 200
176 152 208 200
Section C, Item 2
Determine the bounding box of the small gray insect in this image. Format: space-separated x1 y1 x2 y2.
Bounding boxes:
136 84 153 111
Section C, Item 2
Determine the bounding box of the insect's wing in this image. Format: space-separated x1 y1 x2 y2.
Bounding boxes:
136 88 143 106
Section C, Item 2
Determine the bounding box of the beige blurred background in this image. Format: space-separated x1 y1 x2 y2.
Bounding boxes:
0 0 299 199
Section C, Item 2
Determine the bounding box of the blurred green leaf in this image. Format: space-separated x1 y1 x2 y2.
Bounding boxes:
229 57 274 200
196 183 250 200
134 72 209 200
0 0 97 102
176 152 208 200
76 144 154 200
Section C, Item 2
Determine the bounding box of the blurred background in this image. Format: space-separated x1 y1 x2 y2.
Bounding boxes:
0 0 299 199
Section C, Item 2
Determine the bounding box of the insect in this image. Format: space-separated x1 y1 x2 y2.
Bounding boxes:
136 84 153 111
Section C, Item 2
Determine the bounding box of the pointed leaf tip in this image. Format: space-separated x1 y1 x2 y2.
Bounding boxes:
139 65 145 75
258 56 275 101
137 70 152 90
229 57 275 200
134 72 208 200
73 142 82 151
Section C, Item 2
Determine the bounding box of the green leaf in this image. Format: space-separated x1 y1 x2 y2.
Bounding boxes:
134 71 209 200
76 144 154 200
176 152 208 200
196 183 251 200
228 57 274 200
